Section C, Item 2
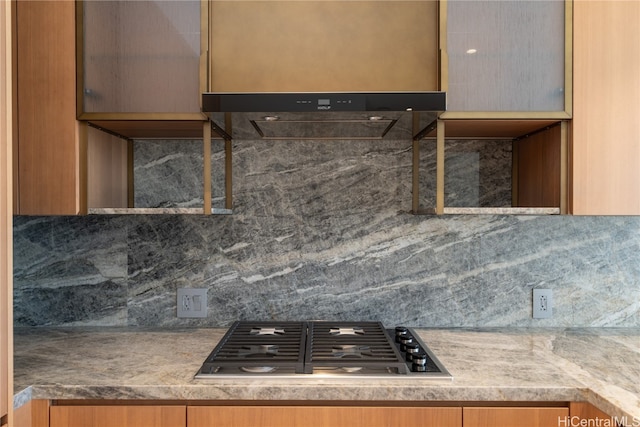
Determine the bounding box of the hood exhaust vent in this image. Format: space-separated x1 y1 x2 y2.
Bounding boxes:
202 92 446 140
248 113 398 140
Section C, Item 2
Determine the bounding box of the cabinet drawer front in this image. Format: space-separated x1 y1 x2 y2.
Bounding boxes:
50 406 186 427
463 407 569 427
188 406 461 427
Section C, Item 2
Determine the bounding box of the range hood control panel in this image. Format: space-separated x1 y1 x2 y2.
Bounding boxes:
296 95 363 111
202 92 446 113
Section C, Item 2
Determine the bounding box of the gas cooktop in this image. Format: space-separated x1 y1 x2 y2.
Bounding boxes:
195 321 452 379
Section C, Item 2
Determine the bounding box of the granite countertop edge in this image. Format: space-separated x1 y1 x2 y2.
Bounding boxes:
13 327 640 423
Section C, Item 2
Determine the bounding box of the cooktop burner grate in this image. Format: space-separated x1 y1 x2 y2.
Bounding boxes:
304 321 408 374
197 321 307 375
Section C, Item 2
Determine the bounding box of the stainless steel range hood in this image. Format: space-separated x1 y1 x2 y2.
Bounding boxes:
202 92 446 140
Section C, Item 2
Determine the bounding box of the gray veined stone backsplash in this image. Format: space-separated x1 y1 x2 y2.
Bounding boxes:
12 136 640 328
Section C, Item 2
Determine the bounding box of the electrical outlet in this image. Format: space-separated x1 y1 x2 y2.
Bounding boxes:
177 288 207 318
533 289 553 319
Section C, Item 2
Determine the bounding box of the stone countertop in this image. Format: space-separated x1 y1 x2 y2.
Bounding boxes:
13 328 640 422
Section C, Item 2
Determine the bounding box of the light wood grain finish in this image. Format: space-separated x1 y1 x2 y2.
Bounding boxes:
15 0 81 215
572 0 640 215
210 1 438 92
86 120 207 140
463 407 568 427
569 402 613 424
51 405 186 427
87 125 129 209
1 0 13 423
436 120 562 139
13 400 49 427
514 124 561 209
188 406 461 427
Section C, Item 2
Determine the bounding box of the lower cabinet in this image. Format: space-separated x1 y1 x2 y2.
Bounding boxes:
14 401 49 427
15 401 615 427
187 406 461 427
463 407 569 427
49 405 186 427
569 403 618 426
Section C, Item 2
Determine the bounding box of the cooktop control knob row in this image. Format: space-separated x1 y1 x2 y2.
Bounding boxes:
394 326 432 372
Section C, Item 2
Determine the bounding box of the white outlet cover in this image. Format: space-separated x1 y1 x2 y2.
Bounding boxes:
177 288 208 318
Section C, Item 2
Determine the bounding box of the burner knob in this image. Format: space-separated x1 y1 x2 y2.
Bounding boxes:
405 343 420 361
411 351 428 372
395 326 409 343
399 336 414 352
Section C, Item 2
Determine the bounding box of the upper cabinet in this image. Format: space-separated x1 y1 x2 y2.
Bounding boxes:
442 0 570 116
78 0 212 213
14 0 210 215
422 0 572 215
80 0 203 115
12 0 640 216
571 0 640 215
14 0 84 215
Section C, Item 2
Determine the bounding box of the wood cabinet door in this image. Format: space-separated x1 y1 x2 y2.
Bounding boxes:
572 0 640 215
1 0 12 422
463 407 569 427
188 406 462 427
50 406 186 427
569 403 613 425
15 0 83 215
13 400 49 427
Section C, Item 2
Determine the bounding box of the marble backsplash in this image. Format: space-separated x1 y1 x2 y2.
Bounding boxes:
12 133 640 327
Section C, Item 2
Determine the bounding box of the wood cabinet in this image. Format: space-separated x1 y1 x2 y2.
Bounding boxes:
77 0 208 141
188 406 461 427
16 401 620 427
50 405 186 427
513 123 565 209
13 1 203 215
86 125 130 210
1 0 13 424
571 0 640 215
14 0 85 215
425 0 572 215
414 119 567 215
436 0 640 216
14 401 49 427
463 407 568 427
569 402 615 425
13 0 640 215
12 1 128 215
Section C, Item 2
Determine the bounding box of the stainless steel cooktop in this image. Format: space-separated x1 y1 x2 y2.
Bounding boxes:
195 321 452 380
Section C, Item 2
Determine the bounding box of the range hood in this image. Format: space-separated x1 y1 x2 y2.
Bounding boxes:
201 92 446 140
202 92 446 113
